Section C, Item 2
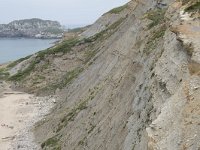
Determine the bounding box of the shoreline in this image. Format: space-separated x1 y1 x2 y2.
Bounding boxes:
0 37 62 40
0 82 56 149
0 38 59 65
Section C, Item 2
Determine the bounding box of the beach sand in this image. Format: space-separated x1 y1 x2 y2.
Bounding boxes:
0 82 55 150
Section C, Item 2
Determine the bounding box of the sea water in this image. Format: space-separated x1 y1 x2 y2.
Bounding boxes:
0 38 58 64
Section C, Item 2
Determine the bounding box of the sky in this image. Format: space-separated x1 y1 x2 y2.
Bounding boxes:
0 0 130 27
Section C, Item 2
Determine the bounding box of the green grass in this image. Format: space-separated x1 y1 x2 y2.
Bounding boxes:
37 38 80 60
84 50 97 64
41 136 61 150
78 140 85 146
9 60 38 81
8 39 80 82
108 17 125 30
86 17 125 43
57 100 88 132
33 75 46 84
185 2 200 12
144 25 167 55
181 0 191 5
68 27 85 33
7 13 125 82
0 68 9 80
7 55 31 69
145 8 166 29
42 67 83 93
108 4 128 14
80 18 126 65
88 124 96 134
61 68 83 87
56 87 99 132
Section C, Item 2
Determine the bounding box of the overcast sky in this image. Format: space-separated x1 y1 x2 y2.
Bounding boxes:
0 0 130 27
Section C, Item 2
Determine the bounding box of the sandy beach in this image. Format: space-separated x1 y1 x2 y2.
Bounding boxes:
0 82 56 150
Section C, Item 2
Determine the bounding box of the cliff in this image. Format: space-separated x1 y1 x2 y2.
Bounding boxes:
1 0 200 149
0 18 64 39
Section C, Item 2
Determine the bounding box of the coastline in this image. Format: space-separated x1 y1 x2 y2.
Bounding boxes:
0 81 56 149
0 38 58 64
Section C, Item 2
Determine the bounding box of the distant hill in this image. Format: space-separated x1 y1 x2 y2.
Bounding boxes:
0 18 64 39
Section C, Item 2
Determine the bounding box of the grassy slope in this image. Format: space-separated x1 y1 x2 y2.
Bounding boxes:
5 16 125 95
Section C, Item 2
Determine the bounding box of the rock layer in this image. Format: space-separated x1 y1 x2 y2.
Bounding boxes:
4 0 200 149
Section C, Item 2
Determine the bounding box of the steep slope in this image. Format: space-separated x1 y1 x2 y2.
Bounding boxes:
3 0 200 149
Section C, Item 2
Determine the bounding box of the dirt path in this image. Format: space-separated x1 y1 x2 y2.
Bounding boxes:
0 82 56 150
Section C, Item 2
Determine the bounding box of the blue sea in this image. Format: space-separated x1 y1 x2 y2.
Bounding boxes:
0 38 58 64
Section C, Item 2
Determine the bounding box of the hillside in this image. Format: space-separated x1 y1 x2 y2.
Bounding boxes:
0 18 64 39
1 0 200 149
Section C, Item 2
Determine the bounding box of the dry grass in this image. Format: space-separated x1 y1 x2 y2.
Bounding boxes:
188 62 200 75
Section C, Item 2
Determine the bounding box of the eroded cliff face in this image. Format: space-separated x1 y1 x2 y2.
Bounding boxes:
4 0 200 149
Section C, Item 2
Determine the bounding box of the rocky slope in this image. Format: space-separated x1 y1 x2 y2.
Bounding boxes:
1 0 200 149
0 18 64 39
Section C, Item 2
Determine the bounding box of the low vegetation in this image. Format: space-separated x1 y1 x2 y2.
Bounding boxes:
181 0 191 5
84 50 97 64
144 25 167 55
87 124 96 134
9 60 38 81
68 26 87 33
41 135 61 150
41 67 83 93
0 68 9 80
37 38 80 60
7 16 124 94
185 2 200 12
183 42 194 56
58 67 84 88
145 8 166 29
57 86 99 132
8 38 81 81
56 100 88 132
7 55 31 69
188 62 200 75
108 4 128 14
86 17 125 43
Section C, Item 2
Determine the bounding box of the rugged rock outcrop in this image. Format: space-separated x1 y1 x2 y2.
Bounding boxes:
2 0 200 149
0 18 64 39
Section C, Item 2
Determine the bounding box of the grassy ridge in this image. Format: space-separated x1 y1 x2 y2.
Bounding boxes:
8 38 80 81
185 2 200 12
145 8 166 29
108 4 128 14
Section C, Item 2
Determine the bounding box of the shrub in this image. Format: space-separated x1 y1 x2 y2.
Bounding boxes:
185 2 200 12
7 55 31 68
9 39 81 81
188 62 200 75
37 38 80 60
108 4 128 14
57 100 88 132
145 8 166 29
86 17 125 42
0 68 9 80
41 136 61 150
9 60 38 81
144 25 167 55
